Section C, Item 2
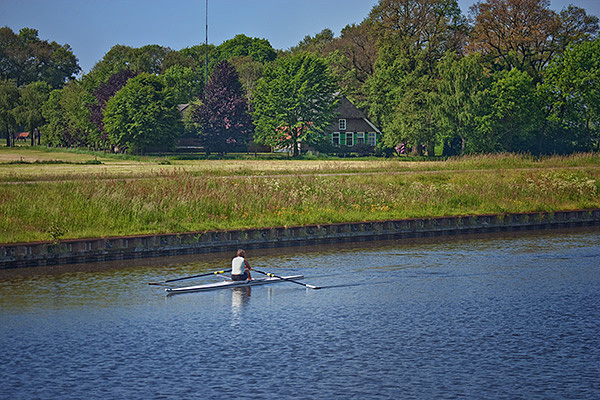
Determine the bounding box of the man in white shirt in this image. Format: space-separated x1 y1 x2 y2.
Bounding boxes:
231 249 252 281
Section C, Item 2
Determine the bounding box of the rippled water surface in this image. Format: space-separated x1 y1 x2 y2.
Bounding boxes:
1 229 599 399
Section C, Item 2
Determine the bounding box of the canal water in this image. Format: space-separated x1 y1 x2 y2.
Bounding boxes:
1 228 598 399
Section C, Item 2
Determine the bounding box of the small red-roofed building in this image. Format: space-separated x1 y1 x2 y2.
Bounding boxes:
15 132 30 141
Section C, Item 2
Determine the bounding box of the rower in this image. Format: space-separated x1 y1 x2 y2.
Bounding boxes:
231 249 252 281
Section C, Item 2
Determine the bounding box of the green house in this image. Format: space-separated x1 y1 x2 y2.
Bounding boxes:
328 96 382 147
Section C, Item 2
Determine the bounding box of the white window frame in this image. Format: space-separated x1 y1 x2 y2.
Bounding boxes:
345 132 354 146
339 119 346 130
368 132 376 146
356 132 365 145
332 132 340 145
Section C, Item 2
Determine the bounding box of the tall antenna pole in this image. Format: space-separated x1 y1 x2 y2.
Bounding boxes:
204 0 208 92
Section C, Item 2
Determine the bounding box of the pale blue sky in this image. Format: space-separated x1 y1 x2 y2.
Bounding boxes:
1 0 598 74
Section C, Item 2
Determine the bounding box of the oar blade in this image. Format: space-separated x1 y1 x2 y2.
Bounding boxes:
255 269 320 290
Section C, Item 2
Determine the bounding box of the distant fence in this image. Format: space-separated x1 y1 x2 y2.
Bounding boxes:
1 209 599 269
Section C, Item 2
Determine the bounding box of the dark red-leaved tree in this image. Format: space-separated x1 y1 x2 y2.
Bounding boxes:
88 68 137 142
191 60 253 155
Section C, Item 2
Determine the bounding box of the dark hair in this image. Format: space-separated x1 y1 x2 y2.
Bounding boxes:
236 249 245 257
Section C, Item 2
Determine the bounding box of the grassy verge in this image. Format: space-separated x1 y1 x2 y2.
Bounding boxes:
1 152 599 243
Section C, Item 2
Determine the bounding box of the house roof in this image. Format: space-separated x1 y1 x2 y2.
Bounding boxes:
337 96 366 119
335 96 382 134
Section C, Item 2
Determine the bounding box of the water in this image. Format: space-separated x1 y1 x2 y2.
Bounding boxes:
1 229 599 399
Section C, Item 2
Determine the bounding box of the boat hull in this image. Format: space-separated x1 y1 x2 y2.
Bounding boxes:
165 275 304 294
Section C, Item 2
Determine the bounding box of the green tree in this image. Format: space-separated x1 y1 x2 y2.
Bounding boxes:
216 34 277 64
0 80 19 146
86 68 137 148
251 53 338 157
288 23 378 107
177 44 217 71
163 65 204 104
367 45 439 155
0 27 80 88
85 45 134 88
229 56 264 101
474 68 541 152
41 89 67 146
15 81 50 145
131 44 172 74
86 44 173 88
543 38 600 151
214 35 277 99
103 73 182 154
41 81 95 147
365 0 467 155
434 52 490 155
290 28 335 55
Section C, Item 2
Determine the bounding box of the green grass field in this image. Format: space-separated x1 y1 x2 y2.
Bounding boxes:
1 147 599 243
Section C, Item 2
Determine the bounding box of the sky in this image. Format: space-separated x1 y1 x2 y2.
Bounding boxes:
2 0 599 74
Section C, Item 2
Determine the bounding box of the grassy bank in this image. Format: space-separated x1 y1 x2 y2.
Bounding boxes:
1 149 599 243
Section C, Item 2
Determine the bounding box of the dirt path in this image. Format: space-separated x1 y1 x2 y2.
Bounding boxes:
2 165 598 185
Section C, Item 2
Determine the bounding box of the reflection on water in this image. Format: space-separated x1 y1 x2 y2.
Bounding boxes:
231 287 251 326
0 227 599 399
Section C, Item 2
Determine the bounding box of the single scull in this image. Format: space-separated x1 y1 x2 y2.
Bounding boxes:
165 275 304 294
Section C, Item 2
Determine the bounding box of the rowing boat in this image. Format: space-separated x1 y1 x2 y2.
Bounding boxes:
165 275 304 294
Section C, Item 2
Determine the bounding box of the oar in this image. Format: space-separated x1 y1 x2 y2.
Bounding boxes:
254 269 320 290
148 269 231 286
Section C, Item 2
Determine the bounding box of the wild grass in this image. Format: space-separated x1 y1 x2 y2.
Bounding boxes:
1 163 598 243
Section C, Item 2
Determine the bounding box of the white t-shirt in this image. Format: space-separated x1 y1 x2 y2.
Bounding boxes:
231 256 246 275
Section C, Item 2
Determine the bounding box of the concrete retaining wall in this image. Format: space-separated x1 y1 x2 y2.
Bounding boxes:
1 209 599 269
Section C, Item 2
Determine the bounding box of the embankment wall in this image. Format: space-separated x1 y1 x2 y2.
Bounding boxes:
1 209 599 269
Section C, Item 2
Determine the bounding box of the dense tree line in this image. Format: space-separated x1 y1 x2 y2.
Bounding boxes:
1 27 79 146
0 29 276 153
1 0 599 156
291 0 599 155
